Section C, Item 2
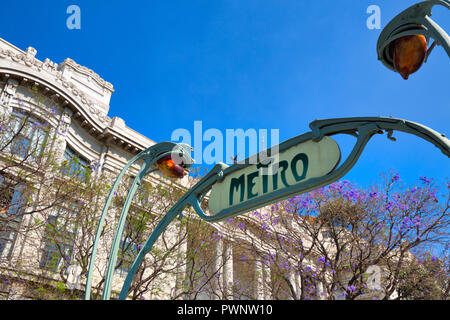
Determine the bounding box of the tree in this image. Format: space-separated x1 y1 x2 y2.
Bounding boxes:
0 89 105 299
397 249 449 300
0 87 208 300
223 173 449 300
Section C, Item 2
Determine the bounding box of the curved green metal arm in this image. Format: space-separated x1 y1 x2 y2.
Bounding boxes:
117 163 227 300
114 116 449 300
84 142 193 300
310 117 449 157
84 150 146 300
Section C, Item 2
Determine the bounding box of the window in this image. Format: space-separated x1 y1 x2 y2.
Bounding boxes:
39 204 78 271
127 176 152 207
4 110 48 161
60 146 90 180
116 238 139 278
40 235 73 272
322 231 333 240
0 175 24 260
116 221 141 278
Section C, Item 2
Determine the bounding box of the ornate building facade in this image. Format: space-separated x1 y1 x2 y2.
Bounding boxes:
0 37 180 299
0 37 278 300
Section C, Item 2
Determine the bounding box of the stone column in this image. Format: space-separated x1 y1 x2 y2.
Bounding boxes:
295 273 302 300
288 272 297 300
213 237 224 299
96 144 108 177
51 106 72 164
317 281 325 300
263 264 272 300
174 224 188 299
0 78 18 115
254 257 264 300
223 241 233 300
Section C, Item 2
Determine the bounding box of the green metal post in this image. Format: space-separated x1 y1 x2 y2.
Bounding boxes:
84 151 145 300
84 142 193 300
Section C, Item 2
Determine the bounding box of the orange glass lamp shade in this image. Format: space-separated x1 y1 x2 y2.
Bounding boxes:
392 35 428 80
156 154 185 179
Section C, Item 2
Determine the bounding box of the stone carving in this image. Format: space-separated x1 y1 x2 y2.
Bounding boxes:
5 78 19 96
43 58 58 72
66 264 82 290
25 47 37 59
0 78 19 110
111 116 125 128
58 107 73 137
0 46 113 127
0 48 43 71
61 58 114 92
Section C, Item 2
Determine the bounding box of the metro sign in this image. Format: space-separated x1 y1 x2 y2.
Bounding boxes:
208 136 341 217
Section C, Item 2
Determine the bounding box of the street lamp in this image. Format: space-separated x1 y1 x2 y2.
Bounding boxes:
156 154 186 179
84 142 193 300
377 0 450 79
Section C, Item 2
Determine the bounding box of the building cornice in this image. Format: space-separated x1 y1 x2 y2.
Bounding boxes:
0 38 156 156
59 58 114 93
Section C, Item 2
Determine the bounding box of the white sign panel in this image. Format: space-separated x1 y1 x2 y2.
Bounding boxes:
208 136 341 215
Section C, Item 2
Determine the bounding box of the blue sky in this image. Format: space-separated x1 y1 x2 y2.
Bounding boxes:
1 0 449 192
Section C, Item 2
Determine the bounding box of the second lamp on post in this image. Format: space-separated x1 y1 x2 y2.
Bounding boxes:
377 0 450 79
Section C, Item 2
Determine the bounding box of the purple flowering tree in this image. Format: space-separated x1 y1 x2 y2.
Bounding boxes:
223 172 449 300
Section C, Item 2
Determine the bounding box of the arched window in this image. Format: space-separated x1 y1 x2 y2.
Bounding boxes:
39 203 78 271
3 109 49 162
115 220 140 278
60 145 90 180
0 175 25 260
